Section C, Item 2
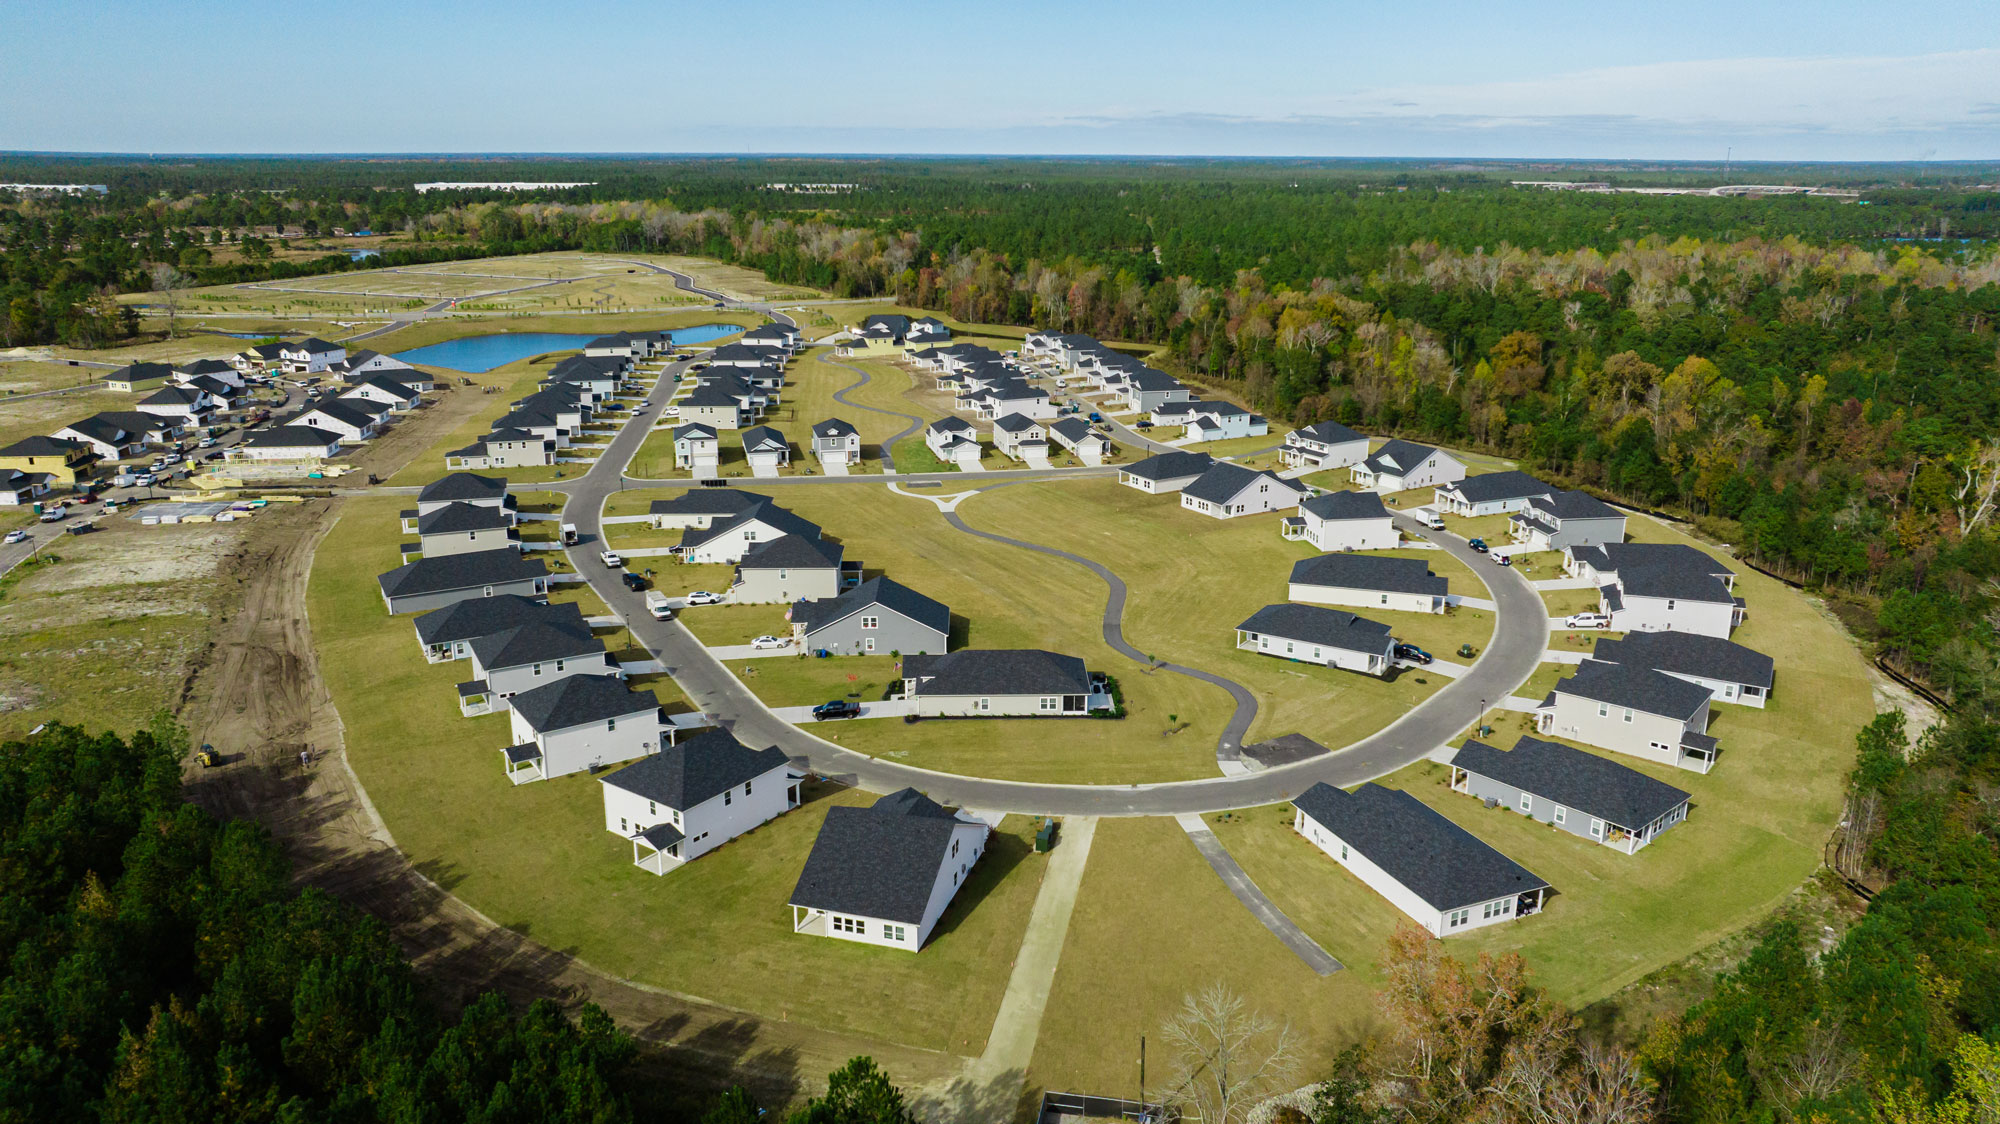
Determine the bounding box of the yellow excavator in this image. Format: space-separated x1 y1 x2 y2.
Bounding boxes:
194 743 223 768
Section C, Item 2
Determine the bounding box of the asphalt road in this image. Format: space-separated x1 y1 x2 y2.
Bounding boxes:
552 299 1548 815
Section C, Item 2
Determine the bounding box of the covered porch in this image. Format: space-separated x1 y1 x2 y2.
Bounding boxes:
631 822 686 876
458 679 496 717
791 905 832 936
500 742 547 785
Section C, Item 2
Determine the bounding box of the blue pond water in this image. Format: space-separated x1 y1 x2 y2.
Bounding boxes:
391 323 743 373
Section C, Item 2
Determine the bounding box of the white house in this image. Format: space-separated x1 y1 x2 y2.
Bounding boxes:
671 423 721 474
340 376 423 412
810 418 862 469
1047 416 1110 463
1587 631 1774 709
925 417 982 468
173 358 245 390
599 728 800 874
677 500 824 565
411 596 582 664
1171 400 1267 443
1350 439 1466 493
445 428 555 470
740 425 791 472
1282 421 1370 470
730 534 845 604
0 469 52 506
500 675 663 785
280 337 347 374
1292 782 1549 938
291 401 382 441
414 472 512 519
1534 659 1719 773
903 649 1094 717
789 788 991 951
1448 736 1693 855
1117 450 1213 494
415 501 521 559
648 489 773 530
1591 552 1743 638
231 425 345 462
1509 491 1628 553
990 413 1050 462
135 385 213 422
1289 553 1450 614
1235 603 1396 676
1433 471 1556 517
1178 463 1308 520
1283 490 1399 552
458 618 618 717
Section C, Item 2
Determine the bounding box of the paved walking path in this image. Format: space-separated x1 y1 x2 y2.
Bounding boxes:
1174 813 1341 974
821 354 928 467
965 817 1099 1086
768 700 915 723
704 640 803 660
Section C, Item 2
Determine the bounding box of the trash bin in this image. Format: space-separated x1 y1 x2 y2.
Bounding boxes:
1034 818 1058 853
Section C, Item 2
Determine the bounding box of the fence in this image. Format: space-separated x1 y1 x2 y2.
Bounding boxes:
1038 1091 1173 1123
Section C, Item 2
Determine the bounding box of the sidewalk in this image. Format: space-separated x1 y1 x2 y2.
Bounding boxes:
963 817 1099 1085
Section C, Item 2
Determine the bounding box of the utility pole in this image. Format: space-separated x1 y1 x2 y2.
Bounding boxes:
1139 1035 1146 1105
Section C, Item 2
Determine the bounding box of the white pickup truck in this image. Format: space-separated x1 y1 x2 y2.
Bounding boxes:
599 550 623 568
644 590 673 620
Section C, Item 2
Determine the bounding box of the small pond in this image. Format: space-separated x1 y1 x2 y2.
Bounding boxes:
392 323 743 372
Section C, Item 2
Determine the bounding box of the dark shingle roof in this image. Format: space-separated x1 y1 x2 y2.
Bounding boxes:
419 472 508 503
241 424 344 449
0 436 86 458
649 490 770 518
673 422 719 441
1292 782 1549 911
1292 421 1366 446
599 728 789 811
1049 417 1098 443
1290 553 1449 597
140 385 207 407
992 413 1042 434
904 649 1089 696
469 618 604 670
739 425 788 453
1182 463 1300 505
1440 471 1555 505
1615 566 1735 604
736 534 844 570
788 788 974 924
928 416 975 435
1555 660 1712 721
416 501 512 535
1236 604 1395 655
679 501 822 551
1300 490 1389 521
1589 632 1774 690
413 595 581 647
790 576 950 639
377 549 546 599
813 418 857 438
107 362 173 383
1121 450 1216 481
508 674 654 733
1361 439 1441 476
1525 490 1623 522
1450 736 1691 830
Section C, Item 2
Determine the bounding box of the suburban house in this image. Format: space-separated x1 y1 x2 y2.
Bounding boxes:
1292 782 1550 937
1117 450 1214 494
706 342 788 369
340 376 423 412
1048 417 1110 462
377 548 549 614
135 385 213 422
1116 366 1191 414
1235 604 1397 676
411 595 580 663
677 383 756 429
1289 553 1450 614
0 469 52 506
179 376 239 408
789 576 951 656
1588 631 1774 708
1168 400 1267 443
1583 544 1745 638
445 428 555 470
55 412 174 459
415 472 512 520
991 414 1050 461
678 500 825 565
1281 421 1370 470
500 675 662 785
280 337 347 374
415 501 520 558
903 649 1094 717
1282 490 1398 552
1534 659 1719 773
173 357 244 389
789 787 990 951
740 323 801 352
1433 471 1557 517
0 436 94 484
102 363 173 393
584 330 672 358
810 418 861 469
648 489 770 530
731 534 845 604
1179 463 1309 520
337 349 420 380
290 401 383 442
231 343 288 372
739 425 791 472
671 422 721 473
1509 490 1628 552
1449 736 1692 854
459 618 619 717
600 728 800 874
1350 440 1466 494
925 417 982 467
230 425 345 463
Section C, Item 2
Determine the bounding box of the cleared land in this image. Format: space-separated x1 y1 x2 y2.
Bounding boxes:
307 494 1047 1055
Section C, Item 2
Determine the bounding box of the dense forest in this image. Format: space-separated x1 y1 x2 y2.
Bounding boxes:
0 722 922 1124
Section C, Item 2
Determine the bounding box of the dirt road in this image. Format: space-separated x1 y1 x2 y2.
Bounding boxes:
174 389 963 1111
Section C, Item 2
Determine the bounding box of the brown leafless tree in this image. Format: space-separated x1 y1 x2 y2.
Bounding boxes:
1160 983 1300 1124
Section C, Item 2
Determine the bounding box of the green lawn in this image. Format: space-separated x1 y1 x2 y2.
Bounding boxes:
1541 586 1604 618
725 655 903 708
680 602 792 647
308 495 1046 1056
1515 661 1574 703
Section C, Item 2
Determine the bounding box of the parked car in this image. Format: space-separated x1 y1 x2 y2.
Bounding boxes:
683 590 723 606
3 529 27 544
621 571 648 591
1394 642 1433 665
598 550 623 568
134 473 156 486
196 437 216 449
749 635 787 650
1565 612 1613 630
1134 420 1154 430
37 508 65 523
1493 553 1513 566
1087 411 1103 422
644 590 674 620
661 405 680 417
811 699 861 721
1467 538 1488 553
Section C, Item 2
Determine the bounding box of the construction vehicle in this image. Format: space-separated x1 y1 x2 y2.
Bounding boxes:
195 744 223 768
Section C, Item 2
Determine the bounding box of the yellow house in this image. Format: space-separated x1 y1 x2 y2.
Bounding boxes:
0 436 95 483
102 362 174 393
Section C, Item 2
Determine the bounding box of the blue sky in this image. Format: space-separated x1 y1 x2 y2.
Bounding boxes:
6 0 1997 159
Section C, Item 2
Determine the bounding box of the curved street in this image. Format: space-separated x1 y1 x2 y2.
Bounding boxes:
552 306 1550 816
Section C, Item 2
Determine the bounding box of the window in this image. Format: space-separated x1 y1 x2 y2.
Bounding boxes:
832 916 865 935
1589 819 1605 839
1553 806 1566 825
723 791 731 806
620 817 628 832
532 663 542 676
1040 696 1059 711
555 659 565 672
1622 708 1634 724
1448 909 1470 929
1284 641 1295 655
1380 594 1389 605
975 698 990 712
778 568 787 580
860 615 879 630
864 637 875 652
648 800 656 815
744 779 752 795
1666 599 1676 610
1597 701 1608 718
607 717 616 732
1339 843 1348 861
1518 793 1533 813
